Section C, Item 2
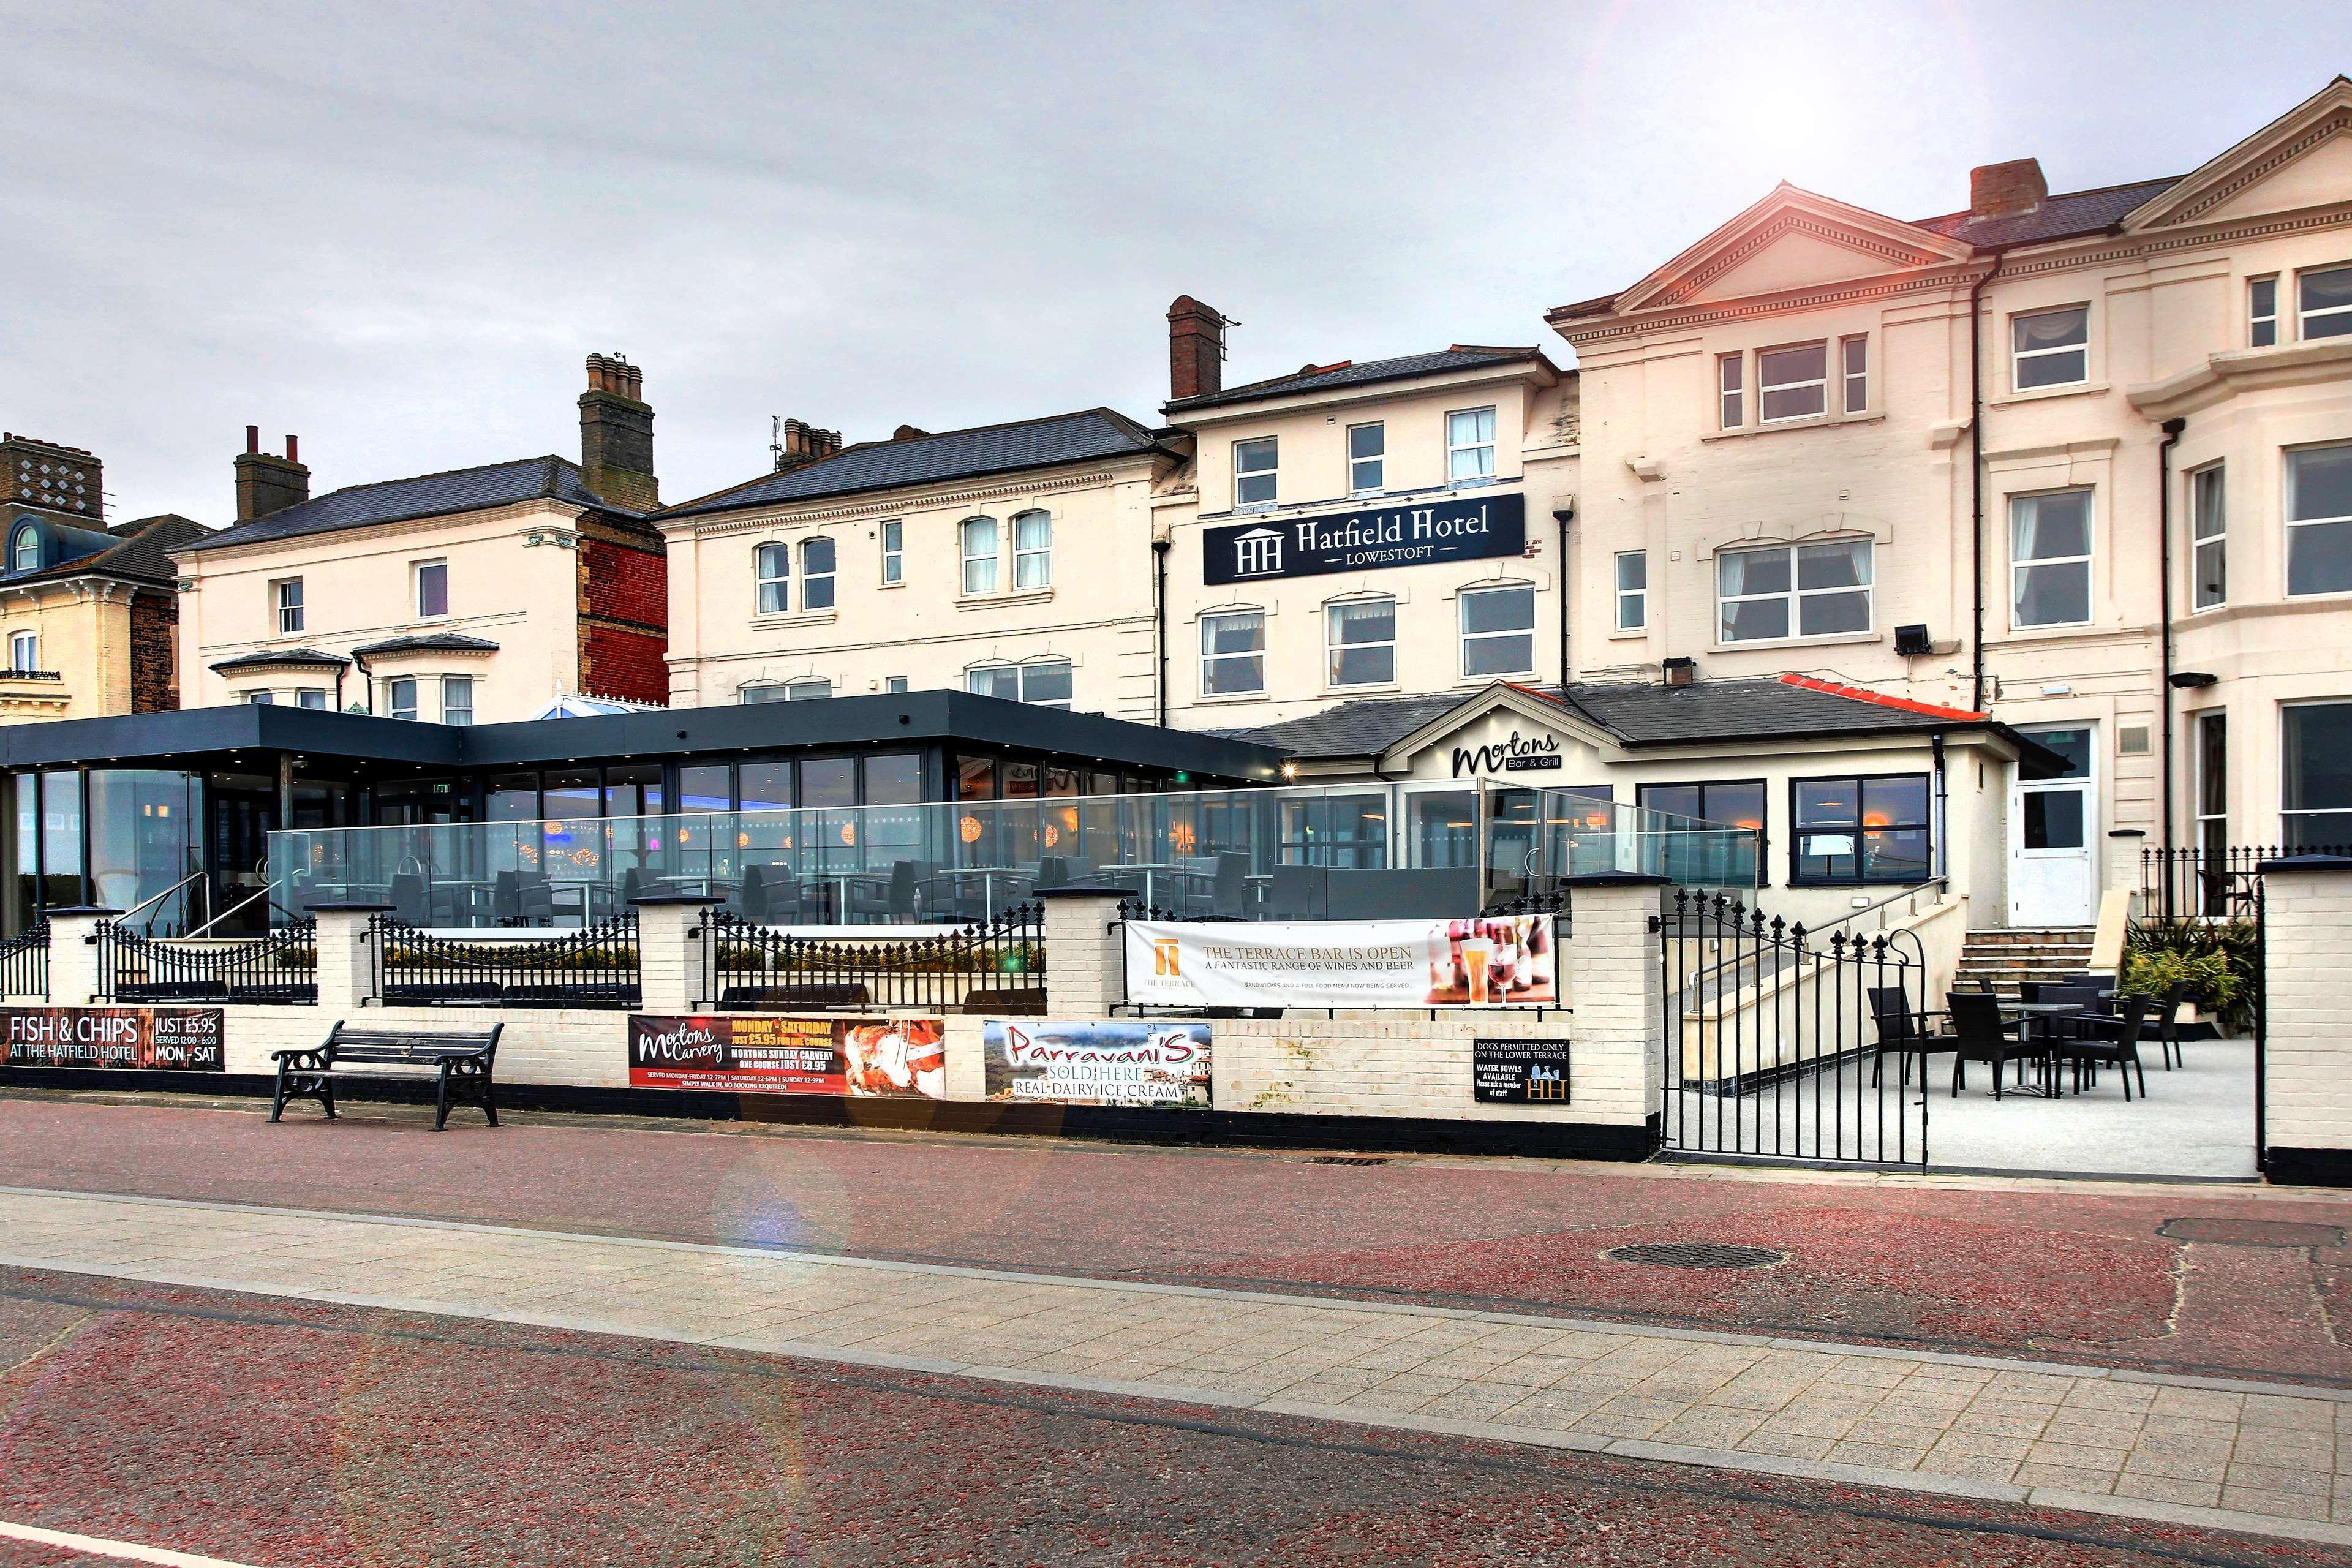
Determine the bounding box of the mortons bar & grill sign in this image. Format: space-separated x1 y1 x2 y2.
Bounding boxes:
1204 492 1526 585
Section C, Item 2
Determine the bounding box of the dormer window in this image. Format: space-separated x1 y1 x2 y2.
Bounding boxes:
10 525 38 574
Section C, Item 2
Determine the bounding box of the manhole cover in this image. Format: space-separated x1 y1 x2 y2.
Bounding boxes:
1310 1156 1390 1167
1604 1242 1786 1270
2158 1218 2346 1248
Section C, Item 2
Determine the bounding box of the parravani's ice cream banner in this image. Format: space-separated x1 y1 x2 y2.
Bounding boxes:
1125 916 1558 1010
982 1019 1212 1108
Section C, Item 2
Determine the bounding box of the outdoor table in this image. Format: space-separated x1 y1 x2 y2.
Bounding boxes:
934 866 1018 920
1111 862 1183 910
1997 1001 2088 1099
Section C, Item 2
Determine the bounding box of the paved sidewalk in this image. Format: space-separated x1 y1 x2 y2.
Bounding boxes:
1 1186 2345 1549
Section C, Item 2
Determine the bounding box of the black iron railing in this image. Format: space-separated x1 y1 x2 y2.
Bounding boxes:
700 903 1044 1012
0 922 48 999
96 918 316 1005
1658 888 1928 1167
2139 845 2337 920
371 913 641 1008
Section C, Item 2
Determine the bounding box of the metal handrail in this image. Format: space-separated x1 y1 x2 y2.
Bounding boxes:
118 870 212 935
186 884 272 939
1810 878 1948 940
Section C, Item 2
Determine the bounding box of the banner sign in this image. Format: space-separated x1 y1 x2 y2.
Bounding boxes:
982 1019 1212 1108
1126 915 1557 1010
1472 1038 1572 1104
2 1007 224 1072
628 1015 945 1098
1203 492 1526 586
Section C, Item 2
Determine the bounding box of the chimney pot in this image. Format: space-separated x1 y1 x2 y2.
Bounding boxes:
1970 157 2048 217
578 353 658 509
1167 295 1229 402
233 429 309 522
285 434 298 463
246 425 259 455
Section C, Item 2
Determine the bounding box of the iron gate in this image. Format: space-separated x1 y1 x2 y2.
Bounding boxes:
1657 888 1928 1166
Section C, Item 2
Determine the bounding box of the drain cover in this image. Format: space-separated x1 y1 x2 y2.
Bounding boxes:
1310 1156 1390 1166
2158 1218 2346 1248
1604 1242 1785 1270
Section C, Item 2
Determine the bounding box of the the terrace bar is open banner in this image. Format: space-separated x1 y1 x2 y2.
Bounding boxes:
1125 915 1557 1010
2 1007 225 1071
629 1016 946 1098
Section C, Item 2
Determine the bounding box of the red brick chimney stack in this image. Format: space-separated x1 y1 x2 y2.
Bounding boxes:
1167 296 1229 402
1970 157 2048 217
772 418 842 470
233 428 309 522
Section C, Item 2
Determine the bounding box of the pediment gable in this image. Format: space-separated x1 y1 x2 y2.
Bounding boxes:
2127 78 2352 230
1614 186 1977 317
1380 684 1621 778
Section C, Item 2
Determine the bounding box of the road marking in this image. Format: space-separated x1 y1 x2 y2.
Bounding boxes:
0 1518 265 1567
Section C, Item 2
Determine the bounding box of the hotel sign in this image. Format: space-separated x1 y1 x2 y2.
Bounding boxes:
1204 492 1526 586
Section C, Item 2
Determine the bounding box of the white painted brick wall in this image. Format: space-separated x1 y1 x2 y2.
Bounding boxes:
2261 869 2352 1151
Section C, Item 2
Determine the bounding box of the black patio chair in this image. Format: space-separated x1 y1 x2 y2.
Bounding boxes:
1212 852 1252 919
2056 994 2154 1099
2137 979 2190 1069
1947 991 2034 1099
1866 986 1951 1087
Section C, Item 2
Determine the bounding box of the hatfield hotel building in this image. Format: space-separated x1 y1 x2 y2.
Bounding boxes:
2 77 2350 935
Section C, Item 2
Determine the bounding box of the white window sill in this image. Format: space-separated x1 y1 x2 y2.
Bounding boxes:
1193 690 1271 706
878 579 906 590
1455 671 1537 687
1325 680 1401 697
1608 628 1649 640
2000 620 2098 639
957 587 1055 609
1711 629 1883 653
1990 380 2108 408
1702 411 1884 443
748 609 838 630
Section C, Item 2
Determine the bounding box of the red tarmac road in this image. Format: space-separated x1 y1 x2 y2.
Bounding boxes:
1 1093 2349 1566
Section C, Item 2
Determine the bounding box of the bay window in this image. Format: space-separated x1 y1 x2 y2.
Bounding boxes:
2283 701 2352 846
2287 443 2352 597
2250 277 2278 347
2299 264 2352 341
388 677 419 722
442 675 473 726
2190 464 2225 610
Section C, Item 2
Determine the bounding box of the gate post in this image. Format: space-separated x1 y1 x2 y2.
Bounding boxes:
2254 854 2352 1185
1564 873 1668 1139
631 895 723 1012
304 903 391 1012
42 908 120 1005
1037 887 1129 1017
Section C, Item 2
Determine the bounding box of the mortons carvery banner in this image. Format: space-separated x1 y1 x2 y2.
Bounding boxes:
1125 916 1558 1010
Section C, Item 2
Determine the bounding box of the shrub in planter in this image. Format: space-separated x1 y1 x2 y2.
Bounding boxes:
2123 918 2256 1033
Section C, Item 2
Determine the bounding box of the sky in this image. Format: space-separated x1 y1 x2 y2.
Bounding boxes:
1 1 2343 524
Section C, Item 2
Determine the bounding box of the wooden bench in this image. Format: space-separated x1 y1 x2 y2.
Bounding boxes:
271 1020 503 1131
718 982 872 1011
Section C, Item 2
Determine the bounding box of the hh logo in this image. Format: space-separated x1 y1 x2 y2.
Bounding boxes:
1153 938 1182 977
1232 527 1283 577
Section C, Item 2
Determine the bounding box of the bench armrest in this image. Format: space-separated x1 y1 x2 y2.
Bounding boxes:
272 1045 334 1067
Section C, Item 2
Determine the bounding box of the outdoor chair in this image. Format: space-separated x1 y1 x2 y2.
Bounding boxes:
737 863 771 924
492 870 556 927
2137 979 2190 1069
1212 851 1252 919
2053 994 2154 1099
846 859 923 923
1866 986 1950 1087
1947 991 2034 1099
1268 863 1329 921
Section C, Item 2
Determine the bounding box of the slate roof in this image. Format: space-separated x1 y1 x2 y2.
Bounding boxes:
350 633 501 657
1909 176 2180 251
1236 677 2003 760
179 456 623 555
1163 347 1557 413
1 513 211 587
661 409 1163 520
209 647 352 673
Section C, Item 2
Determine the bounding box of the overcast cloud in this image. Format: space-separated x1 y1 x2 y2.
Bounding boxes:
1 1 2342 523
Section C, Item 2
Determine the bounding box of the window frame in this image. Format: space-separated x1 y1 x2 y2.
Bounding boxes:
2286 442 2352 598
2008 489 2095 630
755 541 790 614
412 559 450 620
2010 304 2091 390
441 674 473 726
1757 341 1830 423
1786 772 1934 887
966 660 1072 709
1718 353 1744 429
1634 778 1768 889
739 683 788 704
880 519 903 585
1841 335 1868 414
1346 422 1385 495
9 526 37 574
2190 462 2226 612
2280 699 2352 847
799 535 836 611
273 578 304 636
1457 582 1536 679
2250 276 2278 348
1199 608 1267 697
959 516 1000 595
2297 263 2352 341
783 678 832 701
1446 406 1497 484
1714 540 1875 644
1233 437 1278 510
388 676 420 722
1012 510 1052 590
1324 595 1397 689
1615 551 1647 631
7 630 35 672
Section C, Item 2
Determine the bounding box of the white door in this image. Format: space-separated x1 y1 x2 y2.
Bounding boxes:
2010 723 2097 926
